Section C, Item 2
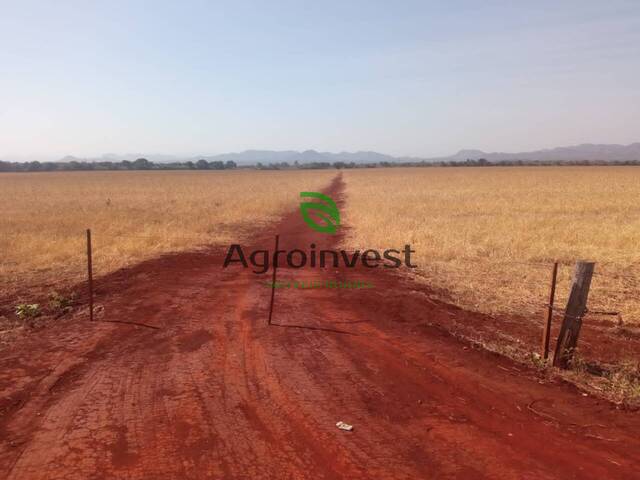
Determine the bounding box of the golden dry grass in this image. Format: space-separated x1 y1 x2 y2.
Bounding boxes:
341 166 640 324
0 170 335 298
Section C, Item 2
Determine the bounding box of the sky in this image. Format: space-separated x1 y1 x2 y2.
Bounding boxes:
1 0 639 160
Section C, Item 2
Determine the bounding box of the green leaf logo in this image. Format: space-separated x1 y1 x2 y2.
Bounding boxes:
300 192 340 234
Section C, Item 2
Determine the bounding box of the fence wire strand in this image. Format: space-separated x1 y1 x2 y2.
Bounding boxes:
3 230 638 324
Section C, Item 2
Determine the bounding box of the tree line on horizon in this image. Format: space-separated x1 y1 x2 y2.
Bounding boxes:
0 158 238 172
1 157 640 172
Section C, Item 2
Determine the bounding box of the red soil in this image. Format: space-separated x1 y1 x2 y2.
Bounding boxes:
1 175 639 479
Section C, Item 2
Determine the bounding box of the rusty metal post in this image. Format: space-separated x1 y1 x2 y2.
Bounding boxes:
541 262 558 360
87 229 94 321
267 234 280 325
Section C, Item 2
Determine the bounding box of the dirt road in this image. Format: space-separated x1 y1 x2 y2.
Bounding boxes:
1 176 639 479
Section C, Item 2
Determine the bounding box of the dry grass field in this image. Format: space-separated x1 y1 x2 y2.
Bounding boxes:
341 166 640 325
3 166 640 326
0 170 335 299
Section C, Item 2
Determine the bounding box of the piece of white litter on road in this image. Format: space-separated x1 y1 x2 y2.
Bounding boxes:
336 421 353 431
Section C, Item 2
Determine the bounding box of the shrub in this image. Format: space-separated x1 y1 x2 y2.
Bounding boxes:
49 291 74 312
15 303 41 319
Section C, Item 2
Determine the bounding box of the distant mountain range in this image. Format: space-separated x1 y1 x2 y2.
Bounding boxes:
15 142 640 165
54 150 408 165
437 143 640 163
195 150 406 165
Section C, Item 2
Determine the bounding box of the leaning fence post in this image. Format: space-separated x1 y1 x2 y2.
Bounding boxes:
541 262 558 360
553 261 595 369
86 229 94 321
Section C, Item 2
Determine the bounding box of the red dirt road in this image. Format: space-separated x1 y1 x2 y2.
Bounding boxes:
1 176 639 479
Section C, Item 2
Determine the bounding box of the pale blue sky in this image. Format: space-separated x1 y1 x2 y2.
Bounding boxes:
1 0 639 160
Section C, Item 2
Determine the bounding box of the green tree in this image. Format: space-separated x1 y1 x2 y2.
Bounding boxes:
133 158 152 170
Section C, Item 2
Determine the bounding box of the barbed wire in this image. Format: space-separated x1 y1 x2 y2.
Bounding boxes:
1 231 216 241
94 233 214 241
592 271 640 282
3 231 640 293
3 231 640 258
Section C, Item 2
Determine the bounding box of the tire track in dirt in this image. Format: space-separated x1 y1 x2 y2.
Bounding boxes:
1 174 639 479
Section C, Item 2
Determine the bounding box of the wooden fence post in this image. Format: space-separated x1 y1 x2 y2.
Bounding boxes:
87 229 94 322
553 261 595 369
541 262 558 360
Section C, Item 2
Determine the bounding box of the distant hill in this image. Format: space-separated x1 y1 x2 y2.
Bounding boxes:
195 149 398 165
44 142 640 165
185 143 640 164
440 143 640 162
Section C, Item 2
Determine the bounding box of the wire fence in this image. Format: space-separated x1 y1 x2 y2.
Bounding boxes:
2 230 639 326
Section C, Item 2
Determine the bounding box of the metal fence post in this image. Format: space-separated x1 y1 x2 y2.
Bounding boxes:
87 229 94 321
541 262 558 360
